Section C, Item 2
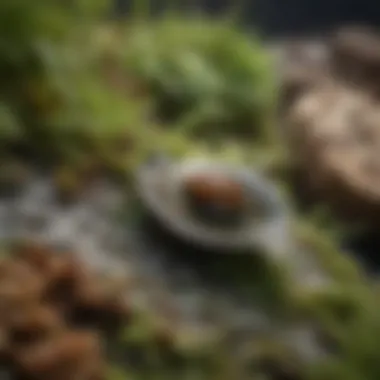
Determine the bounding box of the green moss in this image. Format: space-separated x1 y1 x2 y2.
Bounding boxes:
305 358 364 380
294 223 365 286
106 365 135 380
303 301 380 380
120 17 277 141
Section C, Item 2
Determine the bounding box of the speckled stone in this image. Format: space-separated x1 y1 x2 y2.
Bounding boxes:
0 171 328 361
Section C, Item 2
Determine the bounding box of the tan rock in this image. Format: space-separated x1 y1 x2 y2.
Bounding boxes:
287 82 380 222
330 26 380 95
272 39 330 110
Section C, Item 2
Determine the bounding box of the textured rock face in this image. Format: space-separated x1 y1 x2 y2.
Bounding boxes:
282 27 380 223
278 26 380 108
271 39 330 110
287 82 380 221
330 26 380 95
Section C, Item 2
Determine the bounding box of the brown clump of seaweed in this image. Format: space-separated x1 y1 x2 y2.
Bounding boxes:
0 240 131 380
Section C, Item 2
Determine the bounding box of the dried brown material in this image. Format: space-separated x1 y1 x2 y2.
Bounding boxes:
42 254 85 308
0 242 132 380
8 305 64 346
330 26 380 95
71 274 130 331
15 331 104 380
13 241 54 271
287 82 380 222
0 259 45 316
13 242 84 307
184 174 246 209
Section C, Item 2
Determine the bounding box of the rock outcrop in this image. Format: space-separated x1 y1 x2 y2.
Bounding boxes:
287 81 380 221
330 26 380 96
283 26 380 223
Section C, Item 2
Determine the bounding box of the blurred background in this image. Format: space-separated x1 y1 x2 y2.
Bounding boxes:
116 0 380 36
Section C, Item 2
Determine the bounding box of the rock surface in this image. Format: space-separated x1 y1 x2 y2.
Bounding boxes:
287 81 380 221
271 39 330 110
330 26 380 95
0 169 329 371
282 27 380 223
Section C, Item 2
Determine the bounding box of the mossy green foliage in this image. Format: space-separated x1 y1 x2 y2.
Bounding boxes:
295 223 365 285
121 17 277 141
303 294 380 380
0 0 279 172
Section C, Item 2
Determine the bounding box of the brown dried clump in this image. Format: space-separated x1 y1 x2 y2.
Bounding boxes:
184 174 246 208
15 331 104 380
0 241 131 380
286 82 380 222
183 173 248 226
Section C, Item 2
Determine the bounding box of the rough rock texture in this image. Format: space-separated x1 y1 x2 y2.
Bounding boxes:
330 26 380 96
0 172 328 371
286 81 380 221
280 26 380 223
271 39 330 110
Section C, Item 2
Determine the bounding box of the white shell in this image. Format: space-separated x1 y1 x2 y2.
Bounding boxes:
136 158 292 255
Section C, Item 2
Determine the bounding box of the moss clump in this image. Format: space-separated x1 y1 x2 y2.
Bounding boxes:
294 223 365 285
121 17 277 142
0 0 281 180
303 297 380 380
